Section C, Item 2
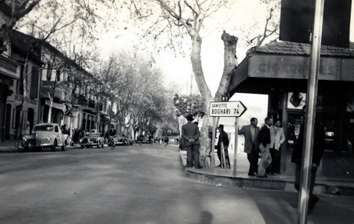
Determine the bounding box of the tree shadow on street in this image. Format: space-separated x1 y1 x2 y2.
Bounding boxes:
198 211 213 224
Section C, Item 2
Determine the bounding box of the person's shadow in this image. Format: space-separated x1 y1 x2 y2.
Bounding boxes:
198 211 213 224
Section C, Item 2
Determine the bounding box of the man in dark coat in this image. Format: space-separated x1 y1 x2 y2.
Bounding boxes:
182 114 201 168
239 118 260 176
292 114 325 212
257 117 273 177
216 124 230 168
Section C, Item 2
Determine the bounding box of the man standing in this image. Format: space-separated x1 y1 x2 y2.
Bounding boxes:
239 118 260 176
182 114 201 168
268 120 286 175
216 124 230 168
257 117 273 177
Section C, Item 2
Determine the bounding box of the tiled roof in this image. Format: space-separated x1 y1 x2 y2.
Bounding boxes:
248 41 354 57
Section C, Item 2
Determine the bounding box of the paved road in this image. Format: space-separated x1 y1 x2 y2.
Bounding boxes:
1 145 354 224
0 145 265 224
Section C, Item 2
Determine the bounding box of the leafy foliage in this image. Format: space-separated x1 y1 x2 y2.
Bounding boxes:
94 52 177 136
173 93 204 116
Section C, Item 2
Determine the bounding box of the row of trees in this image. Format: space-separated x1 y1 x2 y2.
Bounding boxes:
94 52 177 138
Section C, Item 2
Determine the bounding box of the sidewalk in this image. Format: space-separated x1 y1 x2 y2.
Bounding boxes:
0 140 18 152
179 150 354 196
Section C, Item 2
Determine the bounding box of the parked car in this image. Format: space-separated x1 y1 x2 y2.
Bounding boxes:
19 123 66 151
109 135 133 146
136 135 153 144
80 130 105 148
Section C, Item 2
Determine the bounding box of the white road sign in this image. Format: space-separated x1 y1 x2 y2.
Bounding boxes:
209 101 247 117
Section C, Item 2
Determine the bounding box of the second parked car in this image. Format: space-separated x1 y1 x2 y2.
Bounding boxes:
80 130 105 148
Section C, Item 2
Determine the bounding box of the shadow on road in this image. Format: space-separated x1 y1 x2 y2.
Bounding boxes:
198 211 213 224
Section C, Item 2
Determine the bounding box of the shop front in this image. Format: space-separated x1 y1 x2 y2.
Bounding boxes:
228 41 354 176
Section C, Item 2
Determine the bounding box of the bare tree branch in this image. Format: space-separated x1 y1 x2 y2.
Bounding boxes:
184 0 199 16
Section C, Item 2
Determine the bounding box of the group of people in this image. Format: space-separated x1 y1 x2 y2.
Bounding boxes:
239 117 285 177
180 110 325 211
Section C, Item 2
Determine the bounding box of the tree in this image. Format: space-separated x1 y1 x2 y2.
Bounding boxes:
124 0 279 164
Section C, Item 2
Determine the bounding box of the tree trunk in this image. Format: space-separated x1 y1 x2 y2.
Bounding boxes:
215 31 238 100
190 34 213 166
190 34 212 104
189 31 238 167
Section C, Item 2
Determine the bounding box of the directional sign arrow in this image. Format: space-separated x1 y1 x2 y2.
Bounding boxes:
209 101 247 118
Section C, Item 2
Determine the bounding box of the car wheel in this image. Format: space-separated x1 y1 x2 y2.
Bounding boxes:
52 139 57 151
61 144 65 151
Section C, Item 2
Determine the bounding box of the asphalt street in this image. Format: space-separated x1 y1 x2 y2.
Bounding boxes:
0 145 353 224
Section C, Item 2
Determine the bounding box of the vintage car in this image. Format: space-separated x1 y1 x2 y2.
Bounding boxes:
19 123 66 151
136 135 153 144
108 134 133 146
80 130 105 148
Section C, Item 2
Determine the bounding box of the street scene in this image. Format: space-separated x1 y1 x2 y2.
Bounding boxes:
1 0 354 223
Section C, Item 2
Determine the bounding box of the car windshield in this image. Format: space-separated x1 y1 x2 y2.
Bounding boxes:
34 125 54 132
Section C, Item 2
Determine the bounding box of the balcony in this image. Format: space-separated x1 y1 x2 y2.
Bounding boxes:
0 55 19 79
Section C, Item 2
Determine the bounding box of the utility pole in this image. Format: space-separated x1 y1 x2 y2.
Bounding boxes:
298 0 324 223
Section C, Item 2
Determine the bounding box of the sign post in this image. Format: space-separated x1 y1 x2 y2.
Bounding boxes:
233 117 239 175
211 117 217 167
209 101 247 174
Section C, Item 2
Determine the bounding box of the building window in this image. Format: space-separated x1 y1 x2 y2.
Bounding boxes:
30 66 39 99
56 69 61 81
17 65 24 95
46 64 52 81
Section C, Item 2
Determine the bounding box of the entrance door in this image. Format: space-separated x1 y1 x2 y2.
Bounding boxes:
27 108 34 135
5 104 11 139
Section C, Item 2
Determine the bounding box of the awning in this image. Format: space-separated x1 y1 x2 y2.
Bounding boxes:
228 41 354 96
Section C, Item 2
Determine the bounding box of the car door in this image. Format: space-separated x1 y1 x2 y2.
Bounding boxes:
54 125 62 145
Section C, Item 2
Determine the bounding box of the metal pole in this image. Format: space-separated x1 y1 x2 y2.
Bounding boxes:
233 117 239 175
211 117 217 167
298 0 324 223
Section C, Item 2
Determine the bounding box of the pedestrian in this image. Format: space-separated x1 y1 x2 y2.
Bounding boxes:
216 124 230 168
164 135 169 146
257 116 273 177
181 114 201 168
239 118 260 176
268 120 286 175
292 112 325 212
